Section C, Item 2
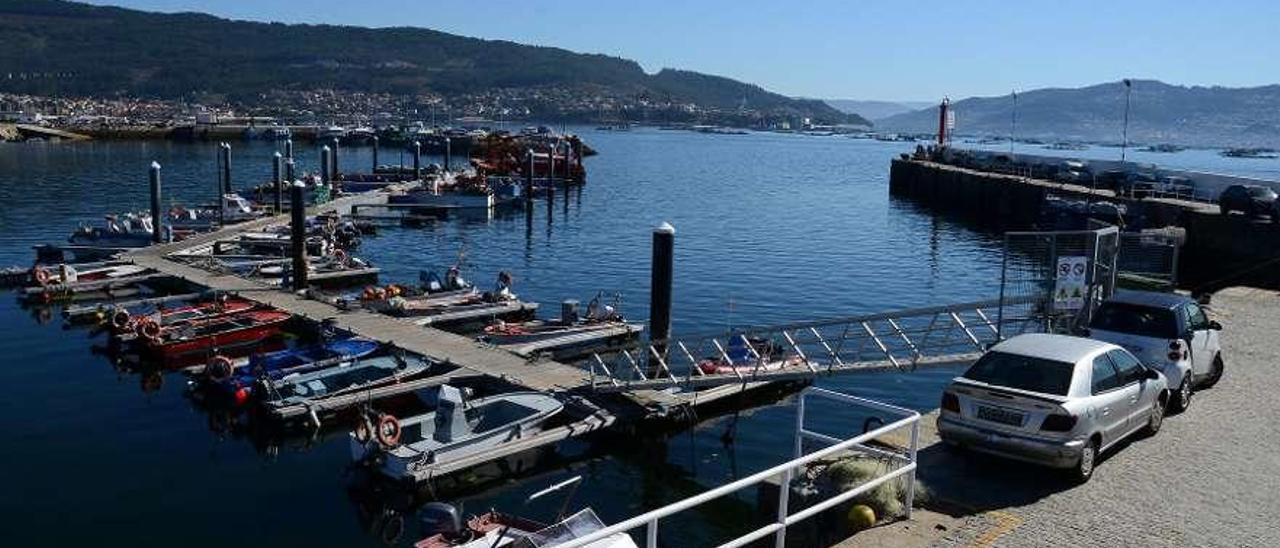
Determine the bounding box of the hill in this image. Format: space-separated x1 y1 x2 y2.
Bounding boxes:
0 0 863 125
825 99 933 121
876 80 1280 148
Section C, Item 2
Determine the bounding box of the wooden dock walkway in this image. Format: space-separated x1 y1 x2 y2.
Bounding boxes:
124 184 594 394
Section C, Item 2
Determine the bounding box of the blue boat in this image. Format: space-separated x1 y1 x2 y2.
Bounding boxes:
202 337 381 401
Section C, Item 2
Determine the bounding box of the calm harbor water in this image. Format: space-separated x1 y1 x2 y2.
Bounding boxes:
0 130 1266 546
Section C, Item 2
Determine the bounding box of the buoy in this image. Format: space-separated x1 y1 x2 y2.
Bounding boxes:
233 386 250 406
847 504 876 531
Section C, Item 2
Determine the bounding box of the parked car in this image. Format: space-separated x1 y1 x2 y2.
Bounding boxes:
1085 290 1223 412
937 334 1168 482
1218 184 1278 218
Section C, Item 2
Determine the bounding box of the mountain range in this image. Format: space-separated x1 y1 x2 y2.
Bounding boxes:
875 80 1280 148
824 99 934 121
0 0 860 125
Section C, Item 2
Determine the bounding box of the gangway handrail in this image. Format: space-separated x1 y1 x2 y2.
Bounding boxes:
554 387 920 548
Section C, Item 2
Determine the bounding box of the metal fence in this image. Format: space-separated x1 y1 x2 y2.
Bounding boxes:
1117 230 1181 289
555 388 921 548
997 226 1119 336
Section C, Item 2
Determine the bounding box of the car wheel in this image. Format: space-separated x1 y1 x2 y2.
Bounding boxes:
1071 439 1098 483
1202 354 1225 388
1171 377 1193 413
1143 396 1166 436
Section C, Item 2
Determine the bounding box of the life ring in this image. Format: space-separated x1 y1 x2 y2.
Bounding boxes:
139 319 163 341
361 286 377 301
32 266 52 287
111 309 132 330
332 248 348 266
353 417 372 444
205 355 235 381
375 414 401 448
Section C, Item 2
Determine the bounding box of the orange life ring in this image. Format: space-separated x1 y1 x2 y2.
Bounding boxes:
111 309 132 330
375 414 401 448
32 266 52 286
205 355 234 381
139 319 163 340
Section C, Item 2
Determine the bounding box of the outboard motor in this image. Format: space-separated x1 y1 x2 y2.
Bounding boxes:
419 502 463 539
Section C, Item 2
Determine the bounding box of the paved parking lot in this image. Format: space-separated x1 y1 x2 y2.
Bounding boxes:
842 287 1280 547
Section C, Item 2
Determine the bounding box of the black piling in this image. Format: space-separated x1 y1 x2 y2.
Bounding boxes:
330 138 340 178
148 161 163 243
548 143 557 187
444 137 452 171
562 141 572 181
371 136 379 173
320 145 331 187
290 181 308 291
649 223 675 356
524 149 534 207
284 139 294 161
220 142 232 193
284 158 296 212
272 152 283 213
413 141 422 180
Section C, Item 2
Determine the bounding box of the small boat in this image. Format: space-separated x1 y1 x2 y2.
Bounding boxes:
114 295 257 335
30 263 149 289
350 385 563 481
257 354 432 408
480 294 642 358
696 333 804 375
197 337 382 402
68 213 168 249
142 308 292 357
416 508 636 548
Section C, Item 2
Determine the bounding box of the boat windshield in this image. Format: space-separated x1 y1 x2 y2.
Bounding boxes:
511 509 621 548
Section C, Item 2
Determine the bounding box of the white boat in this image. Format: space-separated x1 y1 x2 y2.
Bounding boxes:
350 385 563 481
417 509 637 548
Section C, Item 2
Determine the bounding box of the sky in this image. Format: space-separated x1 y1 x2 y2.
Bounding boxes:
83 0 1280 102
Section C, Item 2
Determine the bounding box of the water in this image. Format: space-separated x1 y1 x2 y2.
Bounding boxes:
0 131 1261 546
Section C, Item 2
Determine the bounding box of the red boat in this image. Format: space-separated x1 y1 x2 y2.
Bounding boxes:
112 295 256 334
142 309 292 358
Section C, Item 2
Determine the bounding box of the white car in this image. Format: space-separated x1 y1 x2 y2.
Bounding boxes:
1086 290 1223 413
938 334 1168 482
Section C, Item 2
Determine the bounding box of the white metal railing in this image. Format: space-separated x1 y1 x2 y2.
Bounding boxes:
587 297 1045 392
555 388 921 548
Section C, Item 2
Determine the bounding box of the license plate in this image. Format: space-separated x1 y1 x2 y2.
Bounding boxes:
976 405 1024 426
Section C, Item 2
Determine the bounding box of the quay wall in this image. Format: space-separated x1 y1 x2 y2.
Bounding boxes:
889 158 1280 289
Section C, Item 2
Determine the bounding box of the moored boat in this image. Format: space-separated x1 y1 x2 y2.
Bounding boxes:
142 308 292 358
350 385 563 482
256 354 432 408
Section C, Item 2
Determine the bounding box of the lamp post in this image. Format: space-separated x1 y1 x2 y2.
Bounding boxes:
1121 79 1132 163
1010 90 1018 155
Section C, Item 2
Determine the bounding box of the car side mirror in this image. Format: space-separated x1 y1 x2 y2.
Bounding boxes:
1209 320 1223 331
1144 368 1161 381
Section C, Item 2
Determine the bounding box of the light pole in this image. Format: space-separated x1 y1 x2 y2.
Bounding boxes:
1121 79 1132 162
1010 90 1018 155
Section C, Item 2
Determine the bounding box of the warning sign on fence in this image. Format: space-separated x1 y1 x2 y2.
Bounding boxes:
1054 256 1088 310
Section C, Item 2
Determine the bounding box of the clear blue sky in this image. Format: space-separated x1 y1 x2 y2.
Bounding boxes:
85 0 1280 102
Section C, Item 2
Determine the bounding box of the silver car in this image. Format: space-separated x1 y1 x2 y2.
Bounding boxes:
937 334 1169 482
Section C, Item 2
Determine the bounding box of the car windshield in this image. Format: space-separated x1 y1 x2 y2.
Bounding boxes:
1090 302 1179 338
961 351 1075 396
1248 187 1277 198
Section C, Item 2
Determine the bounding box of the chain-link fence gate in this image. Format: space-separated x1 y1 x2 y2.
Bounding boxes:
997 226 1119 336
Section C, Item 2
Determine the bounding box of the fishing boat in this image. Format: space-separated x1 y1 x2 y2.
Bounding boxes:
142 308 292 358
416 508 635 548
350 385 563 482
30 263 148 289
256 354 432 408
113 295 257 335
696 333 804 375
197 337 382 403
66 213 169 253
480 294 643 358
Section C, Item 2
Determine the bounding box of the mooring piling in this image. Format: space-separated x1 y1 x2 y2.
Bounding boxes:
284 139 294 161
148 161 162 243
649 222 675 357
524 149 535 207
220 142 232 193
444 137 452 171
330 138 340 178
371 135 379 172
272 152 283 213
413 141 422 180
563 141 572 181
320 145 331 187
548 143 557 186
290 181 308 290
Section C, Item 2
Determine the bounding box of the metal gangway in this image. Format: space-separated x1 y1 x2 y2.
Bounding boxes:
587 297 1047 392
